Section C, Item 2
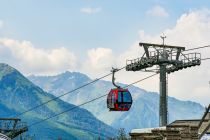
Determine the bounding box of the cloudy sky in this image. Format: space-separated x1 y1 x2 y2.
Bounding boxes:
0 0 210 105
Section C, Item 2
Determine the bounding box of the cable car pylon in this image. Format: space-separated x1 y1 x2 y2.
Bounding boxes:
126 37 201 126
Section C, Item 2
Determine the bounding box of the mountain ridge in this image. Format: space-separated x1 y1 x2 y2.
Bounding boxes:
0 63 116 139
28 70 205 132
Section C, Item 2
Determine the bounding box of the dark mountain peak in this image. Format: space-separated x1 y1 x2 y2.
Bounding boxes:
63 71 71 74
29 71 91 81
59 71 74 77
50 71 91 88
0 63 28 84
0 64 116 139
0 63 17 77
0 63 40 92
60 71 90 80
0 63 14 69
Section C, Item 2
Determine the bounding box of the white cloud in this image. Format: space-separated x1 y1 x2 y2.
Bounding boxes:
122 9 210 106
81 48 115 77
0 38 77 75
117 41 143 66
87 48 114 68
146 5 169 18
0 9 210 106
81 7 101 14
80 9 210 106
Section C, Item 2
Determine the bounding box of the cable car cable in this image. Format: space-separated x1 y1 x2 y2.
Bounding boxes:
15 66 125 117
15 45 210 117
27 57 210 127
184 45 210 52
201 58 210 61
28 73 158 128
170 45 210 55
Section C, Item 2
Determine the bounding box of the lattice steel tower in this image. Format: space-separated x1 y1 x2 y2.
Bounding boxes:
126 38 201 126
0 118 28 139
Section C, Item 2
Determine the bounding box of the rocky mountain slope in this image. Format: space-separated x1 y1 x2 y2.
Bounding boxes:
29 71 205 132
0 63 116 139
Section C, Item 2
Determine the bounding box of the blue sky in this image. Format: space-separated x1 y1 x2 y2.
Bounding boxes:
0 0 210 105
0 0 210 55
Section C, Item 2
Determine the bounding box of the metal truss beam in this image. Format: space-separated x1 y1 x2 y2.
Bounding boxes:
0 118 28 139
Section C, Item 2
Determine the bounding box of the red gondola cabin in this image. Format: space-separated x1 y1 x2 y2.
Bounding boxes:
107 88 132 111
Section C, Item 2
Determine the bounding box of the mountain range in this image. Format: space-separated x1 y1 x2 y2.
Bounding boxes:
0 63 116 139
28 71 205 132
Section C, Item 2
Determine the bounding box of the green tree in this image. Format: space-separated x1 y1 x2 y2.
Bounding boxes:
117 128 128 140
19 134 35 140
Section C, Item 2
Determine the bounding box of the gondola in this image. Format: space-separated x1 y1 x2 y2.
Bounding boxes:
107 68 132 111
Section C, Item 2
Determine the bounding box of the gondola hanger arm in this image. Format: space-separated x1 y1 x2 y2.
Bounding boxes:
111 67 121 89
